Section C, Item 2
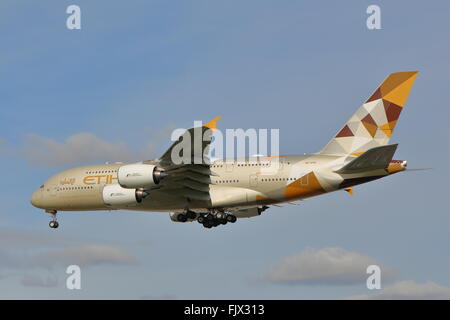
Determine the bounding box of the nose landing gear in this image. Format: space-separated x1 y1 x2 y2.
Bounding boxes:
46 210 59 229
49 220 59 229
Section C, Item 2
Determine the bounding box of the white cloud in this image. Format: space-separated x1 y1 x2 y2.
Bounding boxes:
32 245 138 268
1 245 138 271
0 228 139 289
264 247 396 286
21 125 177 167
349 281 450 300
0 228 138 270
22 132 135 166
20 274 58 288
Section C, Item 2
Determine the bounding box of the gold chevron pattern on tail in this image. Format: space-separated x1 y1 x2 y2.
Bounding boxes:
320 71 418 156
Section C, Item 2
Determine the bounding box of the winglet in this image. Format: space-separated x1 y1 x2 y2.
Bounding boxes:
204 116 222 131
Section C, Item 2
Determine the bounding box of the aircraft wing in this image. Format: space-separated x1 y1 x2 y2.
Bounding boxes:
150 117 221 201
155 164 216 201
157 116 220 166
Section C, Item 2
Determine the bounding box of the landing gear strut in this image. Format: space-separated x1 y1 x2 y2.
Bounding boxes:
46 210 59 229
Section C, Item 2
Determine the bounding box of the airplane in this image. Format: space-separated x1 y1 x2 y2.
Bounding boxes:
31 71 418 229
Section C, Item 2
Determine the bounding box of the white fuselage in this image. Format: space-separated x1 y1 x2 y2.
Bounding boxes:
30 154 404 214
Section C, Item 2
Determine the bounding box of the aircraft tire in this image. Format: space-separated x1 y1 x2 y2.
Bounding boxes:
186 211 196 219
49 221 59 229
203 222 212 228
177 213 188 222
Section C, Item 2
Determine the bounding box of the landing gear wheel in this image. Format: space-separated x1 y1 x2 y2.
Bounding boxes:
177 213 188 222
197 216 205 224
212 219 220 227
186 211 196 219
47 210 59 229
216 212 225 220
226 214 237 223
220 219 227 225
203 221 213 228
49 221 59 229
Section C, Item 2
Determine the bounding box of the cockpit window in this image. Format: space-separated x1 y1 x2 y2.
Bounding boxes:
40 185 44 188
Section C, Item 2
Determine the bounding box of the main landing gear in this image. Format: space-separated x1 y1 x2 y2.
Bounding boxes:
46 210 59 229
197 212 237 229
176 210 197 222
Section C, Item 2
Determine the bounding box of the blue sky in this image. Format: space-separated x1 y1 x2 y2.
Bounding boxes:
1 0 450 299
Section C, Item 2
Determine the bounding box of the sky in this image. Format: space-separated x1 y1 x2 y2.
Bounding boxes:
1 0 450 299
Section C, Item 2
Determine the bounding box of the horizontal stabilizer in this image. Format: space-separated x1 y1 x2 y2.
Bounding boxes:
335 144 398 174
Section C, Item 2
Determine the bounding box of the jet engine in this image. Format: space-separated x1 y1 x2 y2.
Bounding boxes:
102 184 149 207
117 164 165 189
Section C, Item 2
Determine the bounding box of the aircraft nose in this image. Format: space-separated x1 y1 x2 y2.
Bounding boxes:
31 190 42 208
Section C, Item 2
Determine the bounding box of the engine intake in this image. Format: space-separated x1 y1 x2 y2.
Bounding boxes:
118 164 165 189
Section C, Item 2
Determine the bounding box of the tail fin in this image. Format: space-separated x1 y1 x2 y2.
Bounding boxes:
320 71 418 156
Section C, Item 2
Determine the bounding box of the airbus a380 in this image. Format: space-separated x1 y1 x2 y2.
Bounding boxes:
31 71 418 229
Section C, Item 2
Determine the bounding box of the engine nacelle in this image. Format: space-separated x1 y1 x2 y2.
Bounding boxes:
117 164 163 189
102 184 148 207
